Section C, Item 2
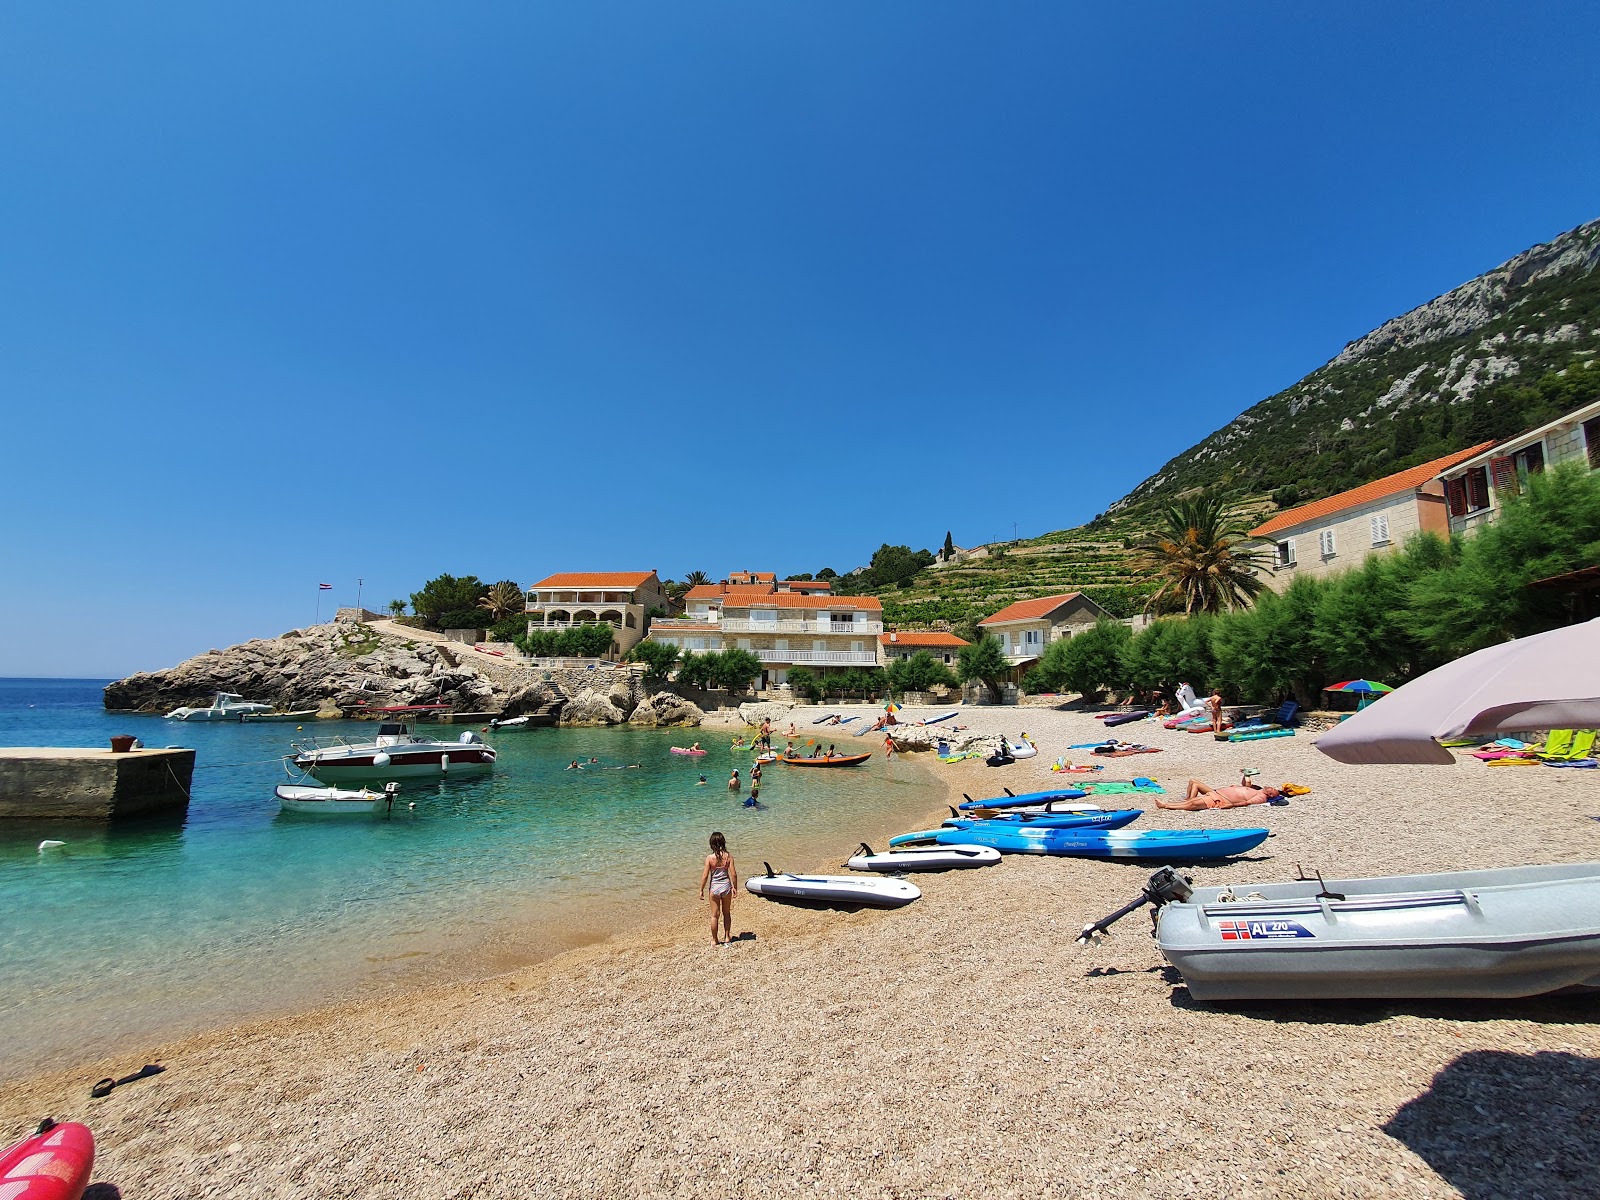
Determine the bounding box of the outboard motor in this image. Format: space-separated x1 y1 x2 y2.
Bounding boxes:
1076 867 1195 946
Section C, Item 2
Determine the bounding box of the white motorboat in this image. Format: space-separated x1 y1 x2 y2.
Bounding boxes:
746 863 920 908
1080 863 1600 1002
165 692 275 721
276 782 405 815
846 843 1000 872
288 706 496 783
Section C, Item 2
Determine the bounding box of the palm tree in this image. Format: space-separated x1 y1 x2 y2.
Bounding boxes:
683 570 711 588
477 580 526 622
1134 496 1267 615
387 599 407 618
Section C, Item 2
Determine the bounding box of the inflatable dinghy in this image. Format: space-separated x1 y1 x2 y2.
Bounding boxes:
0 1119 95 1200
747 864 920 907
846 843 1000 872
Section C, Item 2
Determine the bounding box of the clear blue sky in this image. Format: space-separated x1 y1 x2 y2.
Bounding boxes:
3 2 1598 677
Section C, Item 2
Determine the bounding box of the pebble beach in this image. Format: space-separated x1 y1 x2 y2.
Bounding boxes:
5 702 1600 1198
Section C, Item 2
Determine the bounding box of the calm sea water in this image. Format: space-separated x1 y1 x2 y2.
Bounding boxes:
0 679 936 1077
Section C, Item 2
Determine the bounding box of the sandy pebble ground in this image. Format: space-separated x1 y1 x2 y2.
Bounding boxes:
6 702 1600 1198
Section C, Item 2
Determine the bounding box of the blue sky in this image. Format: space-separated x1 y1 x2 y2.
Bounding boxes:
3 2 1598 677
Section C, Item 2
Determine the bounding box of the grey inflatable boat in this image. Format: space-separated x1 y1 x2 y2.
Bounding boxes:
1155 862 1600 1001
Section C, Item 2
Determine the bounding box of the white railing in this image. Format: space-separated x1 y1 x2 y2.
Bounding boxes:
753 648 879 665
719 618 883 635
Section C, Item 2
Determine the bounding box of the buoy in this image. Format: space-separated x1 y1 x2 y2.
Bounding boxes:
373 752 391 768
440 754 449 774
39 840 65 852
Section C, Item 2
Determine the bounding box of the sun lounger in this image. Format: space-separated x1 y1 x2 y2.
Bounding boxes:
1538 729 1596 763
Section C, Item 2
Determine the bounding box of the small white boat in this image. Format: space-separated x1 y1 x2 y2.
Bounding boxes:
747 864 920 908
846 843 1000 872
241 709 320 723
165 692 275 721
489 715 529 728
276 782 404 815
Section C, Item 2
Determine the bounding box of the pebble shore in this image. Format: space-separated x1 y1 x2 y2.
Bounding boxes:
5 702 1599 1198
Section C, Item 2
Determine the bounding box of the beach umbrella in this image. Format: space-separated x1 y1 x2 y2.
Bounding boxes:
1324 679 1394 695
1316 617 1600 765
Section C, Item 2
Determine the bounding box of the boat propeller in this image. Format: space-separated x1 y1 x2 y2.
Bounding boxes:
1075 867 1194 946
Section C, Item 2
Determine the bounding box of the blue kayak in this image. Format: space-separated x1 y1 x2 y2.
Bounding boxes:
941 809 1143 831
957 788 1088 812
893 825 1269 860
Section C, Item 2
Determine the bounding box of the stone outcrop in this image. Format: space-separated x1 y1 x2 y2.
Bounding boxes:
736 701 794 727
104 620 501 714
889 726 996 755
628 692 705 728
561 686 632 727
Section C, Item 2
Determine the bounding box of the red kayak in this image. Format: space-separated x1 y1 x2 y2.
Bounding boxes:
780 753 871 767
0 1119 95 1200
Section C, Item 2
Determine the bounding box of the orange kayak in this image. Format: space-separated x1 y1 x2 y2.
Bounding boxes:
780 753 871 767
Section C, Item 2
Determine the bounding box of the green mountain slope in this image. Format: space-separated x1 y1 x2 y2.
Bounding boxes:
858 217 1600 633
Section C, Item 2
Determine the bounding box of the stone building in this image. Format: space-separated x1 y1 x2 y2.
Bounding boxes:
977 592 1117 681
1435 400 1600 536
523 571 676 659
878 630 969 667
1247 443 1493 594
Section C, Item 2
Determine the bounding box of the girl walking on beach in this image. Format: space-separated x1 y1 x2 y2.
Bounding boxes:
699 832 737 946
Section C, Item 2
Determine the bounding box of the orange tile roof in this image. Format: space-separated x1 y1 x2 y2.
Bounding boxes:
724 592 882 611
979 593 1085 625
648 622 720 633
532 571 658 589
878 631 970 647
780 580 832 590
684 584 730 600
1248 443 1496 539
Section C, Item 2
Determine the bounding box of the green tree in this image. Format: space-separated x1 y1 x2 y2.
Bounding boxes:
477 580 526 622
711 648 763 693
683 570 711 587
817 567 838 580
410 574 488 627
1133 497 1267 614
675 651 717 690
784 666 823 701
958 635 1011 700
1029 620 1132 701
626 639 680 683
1211 576 1329 705
386 599 407 618
942 530 955 560
886 650 957 694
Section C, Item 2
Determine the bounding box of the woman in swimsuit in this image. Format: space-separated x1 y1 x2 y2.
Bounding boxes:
699 831 737 946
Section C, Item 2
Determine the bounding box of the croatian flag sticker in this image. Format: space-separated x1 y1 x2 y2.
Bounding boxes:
1218 919 1315 941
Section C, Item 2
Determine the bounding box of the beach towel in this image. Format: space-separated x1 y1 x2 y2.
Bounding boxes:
1095 747 1162 757
1486 757 1541 766
1548 758 1598 769
1280 782 1312 796
1083 780 1165 795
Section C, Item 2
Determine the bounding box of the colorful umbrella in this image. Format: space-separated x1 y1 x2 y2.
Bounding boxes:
1325 679 1394 694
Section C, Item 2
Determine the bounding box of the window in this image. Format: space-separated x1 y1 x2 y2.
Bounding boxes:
1370 514 1390 545
1585 417 1600 471
1276 540 1296 567
1466 467 1490 511
1319 530 1336 558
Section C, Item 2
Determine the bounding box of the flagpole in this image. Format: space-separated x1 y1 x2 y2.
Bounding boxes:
316 585 322 625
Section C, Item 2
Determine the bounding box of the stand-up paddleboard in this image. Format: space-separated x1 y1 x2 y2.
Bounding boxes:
747 863 920 907
940 807 1143 831
0 1119 95 1200
922 711 960 725
894 825 1268 860
846 842 1000 872
811 714 840 724
957 788 1089 813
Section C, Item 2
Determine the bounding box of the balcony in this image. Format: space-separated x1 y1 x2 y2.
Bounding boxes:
752 648 879 666
719 618 883 635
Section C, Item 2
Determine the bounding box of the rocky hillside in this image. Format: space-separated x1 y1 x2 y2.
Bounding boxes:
1111 216 1600 515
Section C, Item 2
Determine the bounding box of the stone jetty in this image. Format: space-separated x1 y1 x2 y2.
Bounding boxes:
0 746 196 821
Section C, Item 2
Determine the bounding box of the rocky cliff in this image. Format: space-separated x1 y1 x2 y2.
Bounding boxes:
1110 216 1600 516
105 619 705 727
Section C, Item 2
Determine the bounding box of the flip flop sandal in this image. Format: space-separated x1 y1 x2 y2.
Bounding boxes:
90 1063 165 1099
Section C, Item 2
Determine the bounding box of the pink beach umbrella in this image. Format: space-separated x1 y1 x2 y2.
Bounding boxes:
1316 616 1600 765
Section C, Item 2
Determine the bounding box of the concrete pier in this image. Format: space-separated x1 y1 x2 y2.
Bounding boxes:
0 747 195 821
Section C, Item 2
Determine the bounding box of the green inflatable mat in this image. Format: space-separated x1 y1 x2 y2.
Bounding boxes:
1083 780 1165 795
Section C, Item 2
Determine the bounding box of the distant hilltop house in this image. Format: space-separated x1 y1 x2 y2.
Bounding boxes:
878 630 969 667
1247 444 1494 592
1435 399 1600 536
645 571 882 691
978 592 1116 682
523 571 676 659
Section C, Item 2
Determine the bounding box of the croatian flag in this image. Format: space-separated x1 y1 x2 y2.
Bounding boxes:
319 583 333 590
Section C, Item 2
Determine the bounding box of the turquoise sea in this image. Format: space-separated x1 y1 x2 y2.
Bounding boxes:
0 679 939 1077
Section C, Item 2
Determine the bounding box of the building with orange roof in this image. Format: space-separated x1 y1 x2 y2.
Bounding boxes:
523 571 675 658
977 592 1117 676
878 630 969 668
1247 443 1495 593
645 570 883 689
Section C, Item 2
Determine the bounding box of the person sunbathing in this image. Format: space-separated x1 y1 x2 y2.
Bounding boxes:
1159 778 1284 810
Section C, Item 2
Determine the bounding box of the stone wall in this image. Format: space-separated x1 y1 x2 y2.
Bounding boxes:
0 747 195 820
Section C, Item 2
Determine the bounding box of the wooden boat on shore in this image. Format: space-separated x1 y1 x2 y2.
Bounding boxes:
1081 863 1600 1001
779 752 871 767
